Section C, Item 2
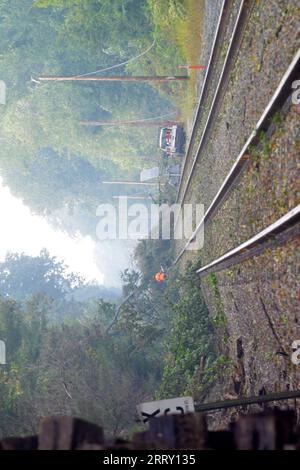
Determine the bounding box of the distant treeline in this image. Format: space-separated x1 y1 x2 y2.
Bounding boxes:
0 0 188 238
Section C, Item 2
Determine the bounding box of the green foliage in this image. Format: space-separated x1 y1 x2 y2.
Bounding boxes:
156 263 218 399
207 273 227 328
200 354 234 387
128 0 187 97
134 238 174 286
0 249 167 438
0 0 208 437
0 0 202 240
131 235 229 401
0 287 162 438
0 0 177 236
0 251 119 320
0 249 82 301
147 0 186 41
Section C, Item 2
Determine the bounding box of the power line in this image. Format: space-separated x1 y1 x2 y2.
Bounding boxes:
72 40 157 78
80 112 179 126
38 75 188 82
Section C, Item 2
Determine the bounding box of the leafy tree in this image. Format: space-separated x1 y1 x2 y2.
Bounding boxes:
0 292 161 438
0 250 82 301
0 0 180 240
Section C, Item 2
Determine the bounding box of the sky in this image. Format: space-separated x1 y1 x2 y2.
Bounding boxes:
0 177 104 284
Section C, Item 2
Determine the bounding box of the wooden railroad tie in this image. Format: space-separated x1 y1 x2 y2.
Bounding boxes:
1 409 300 450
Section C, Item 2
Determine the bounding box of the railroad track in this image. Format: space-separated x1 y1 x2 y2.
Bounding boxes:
176 0 255 204
176 0 228 195
174 46 300 266
197 204 300 277
195 389 300 412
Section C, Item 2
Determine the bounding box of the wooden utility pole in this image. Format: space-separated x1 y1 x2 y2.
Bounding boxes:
80 120 180 127
178 65 207 70
102 181 158 186
113 195 153 200
38 75 188 82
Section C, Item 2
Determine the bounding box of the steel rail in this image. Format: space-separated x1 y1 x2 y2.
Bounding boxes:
177 0 252 206
195 389 300 412
175 0 228 201
196 204 300 277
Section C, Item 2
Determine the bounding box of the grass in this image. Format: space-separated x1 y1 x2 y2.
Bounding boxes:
142 0 205 122
175 0 205 122
207 273 227 328
157 264 218 398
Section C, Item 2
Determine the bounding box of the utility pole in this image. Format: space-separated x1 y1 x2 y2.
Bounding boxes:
80 120 180 127
38 76 188 82
102 181 159 186
113 195 153 200
178 65 207 70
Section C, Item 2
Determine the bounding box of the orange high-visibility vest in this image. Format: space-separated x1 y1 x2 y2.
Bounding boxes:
155 272 166 282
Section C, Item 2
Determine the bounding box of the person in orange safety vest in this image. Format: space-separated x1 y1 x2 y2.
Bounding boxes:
154 267 166 283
